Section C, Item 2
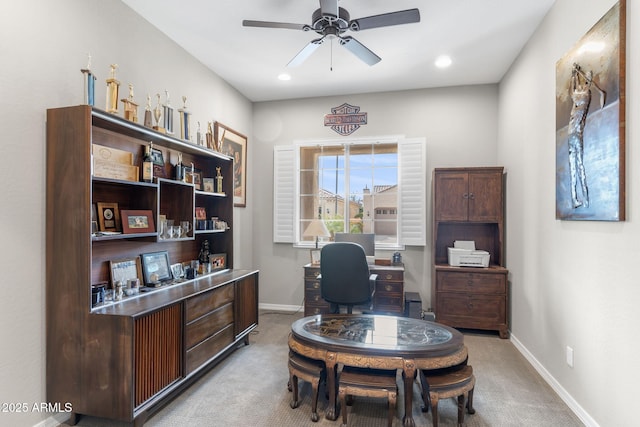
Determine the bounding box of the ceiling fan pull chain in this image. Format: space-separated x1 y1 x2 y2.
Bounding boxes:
330 38 333 71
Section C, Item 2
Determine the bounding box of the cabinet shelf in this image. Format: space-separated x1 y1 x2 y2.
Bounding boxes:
92 232 157 241
195 190 226 198
92 176 158 188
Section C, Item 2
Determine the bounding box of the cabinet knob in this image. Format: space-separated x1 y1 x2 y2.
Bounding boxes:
467 302 474 309
313 282 320 289
469 192 475 199
385 285 393 292
463 193 469 199
385 274 393 280
314 295 320 302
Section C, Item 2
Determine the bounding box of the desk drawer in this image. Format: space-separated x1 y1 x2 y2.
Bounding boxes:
304 267 321 280
437 271 506 294
185 284 234 323
375 270 403 282
305 279 322 292
374 294 405 314
185 324 234 374
185 302 234 349
376 281 403 295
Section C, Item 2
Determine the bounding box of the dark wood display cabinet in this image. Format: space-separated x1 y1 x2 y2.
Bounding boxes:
432 167 509 338
46 105 258 426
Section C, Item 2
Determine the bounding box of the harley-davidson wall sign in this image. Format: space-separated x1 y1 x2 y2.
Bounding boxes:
324 103 367 136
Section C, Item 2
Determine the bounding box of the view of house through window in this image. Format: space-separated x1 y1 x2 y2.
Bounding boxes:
299 142 398 248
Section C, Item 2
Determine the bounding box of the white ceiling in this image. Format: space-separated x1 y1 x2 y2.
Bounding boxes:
121 0 555 103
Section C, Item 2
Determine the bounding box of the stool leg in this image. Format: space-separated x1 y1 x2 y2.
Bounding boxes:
388 391 397 427
310 377 320 422
467 387 476 414
339 387 348 427
429 392 439 427
290 374 300 409
457 393 466 427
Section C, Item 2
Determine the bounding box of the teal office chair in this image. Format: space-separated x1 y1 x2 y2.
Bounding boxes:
320 242 377 314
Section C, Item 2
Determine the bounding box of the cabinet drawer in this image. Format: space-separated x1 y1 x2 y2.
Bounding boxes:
304 268 321 280
436 292 506 325
185 302 234 349
185 324 234 374
185 284 234 323
437 271 506 294
375 270 403 282
304 303 330 316
376 281 403 295
374 295 405 313
305 279 322 292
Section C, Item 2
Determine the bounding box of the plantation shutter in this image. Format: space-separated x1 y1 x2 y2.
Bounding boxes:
273 145 295 243
398 138 426 246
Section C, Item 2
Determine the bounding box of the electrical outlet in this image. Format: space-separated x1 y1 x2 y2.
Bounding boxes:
566 346 574 368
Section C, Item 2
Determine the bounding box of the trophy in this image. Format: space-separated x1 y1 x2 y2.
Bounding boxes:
105 64 120 114
196 122 203 146
143 94 153 128
215 167 224 194
178 96 191 141
80 54 96 106
153 93 164 133
206 122 213 149
162 90 174 135
120 84 138 123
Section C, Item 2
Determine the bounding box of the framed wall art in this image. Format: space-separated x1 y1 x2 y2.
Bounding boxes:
214 122 247 207
121 209 155 234
555 0 625 221
109 257 142 288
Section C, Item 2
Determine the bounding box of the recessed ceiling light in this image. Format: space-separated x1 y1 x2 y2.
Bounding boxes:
278 73 291 81
435 55 452 69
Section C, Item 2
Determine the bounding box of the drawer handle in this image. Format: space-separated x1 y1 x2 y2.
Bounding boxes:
313 282 320 289
314 272 320 278
385 274 393 280
384 285 393 292
314 295 320 302
467 302 474 309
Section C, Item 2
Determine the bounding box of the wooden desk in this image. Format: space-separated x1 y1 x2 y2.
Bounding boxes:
303 263 405 315
289 314 467 427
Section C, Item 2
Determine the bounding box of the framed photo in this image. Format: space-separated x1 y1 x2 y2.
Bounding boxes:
209 253 227 270
203 178 214 193
140 251 172 285
310 249 321 265
214 122 247 207
185 167 202 190
195 207 207 220
170 263 184 280
121 209 155 234
150 147 165 166
109 257 143 288
97 202 121 232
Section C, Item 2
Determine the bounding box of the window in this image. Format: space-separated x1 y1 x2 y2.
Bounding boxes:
273 136 426 249
300 142 398 247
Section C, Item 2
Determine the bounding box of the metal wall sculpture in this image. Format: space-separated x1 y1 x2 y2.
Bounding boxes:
555 0 625 221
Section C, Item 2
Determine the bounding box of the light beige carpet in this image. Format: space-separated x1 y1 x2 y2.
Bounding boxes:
60 310 584 426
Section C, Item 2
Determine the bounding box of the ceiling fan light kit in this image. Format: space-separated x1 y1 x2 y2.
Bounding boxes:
243 0 420 67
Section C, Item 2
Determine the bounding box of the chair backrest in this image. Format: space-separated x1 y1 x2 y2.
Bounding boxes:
320 242 371 306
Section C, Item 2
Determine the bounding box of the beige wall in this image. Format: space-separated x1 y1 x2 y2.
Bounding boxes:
0 1 252 426
499 0 638 425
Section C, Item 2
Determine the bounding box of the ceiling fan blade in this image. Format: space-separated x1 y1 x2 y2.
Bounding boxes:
287 37 325 67
349 8 420 31
319 0 339 19
242 20 307 31
339 36 381 66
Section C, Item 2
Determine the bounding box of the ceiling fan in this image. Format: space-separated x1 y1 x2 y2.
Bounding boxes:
242 0 420 67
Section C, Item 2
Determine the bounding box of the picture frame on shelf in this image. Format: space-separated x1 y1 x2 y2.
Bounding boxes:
310 249 321 265
209 253 227 270
97 202 121 232
185 167 202 190
170 263 184 280
214 122 247 207
140 251 173 285
203 177 214 193
109 257 143 288
150 147 167 178
195 207 207 220
121 209 155 234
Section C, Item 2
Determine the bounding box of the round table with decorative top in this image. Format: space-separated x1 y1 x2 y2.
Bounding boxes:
289 314 467 427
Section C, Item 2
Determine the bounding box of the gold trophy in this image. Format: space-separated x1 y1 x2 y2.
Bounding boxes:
143 94 153 128
196 122 203 146
206 122 213 149
178 96 191 141
105 64 120 114
215 167 224 194
80 54 96 106
120 84 139 123
153 93 165 133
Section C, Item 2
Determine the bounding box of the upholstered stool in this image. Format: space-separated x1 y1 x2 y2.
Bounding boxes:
419 364 476 427
288 352 326 422
338 366 398 427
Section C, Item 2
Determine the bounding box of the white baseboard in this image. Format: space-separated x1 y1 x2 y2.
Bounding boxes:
258 302 303 313
510 333 599 427
35 412 68 427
